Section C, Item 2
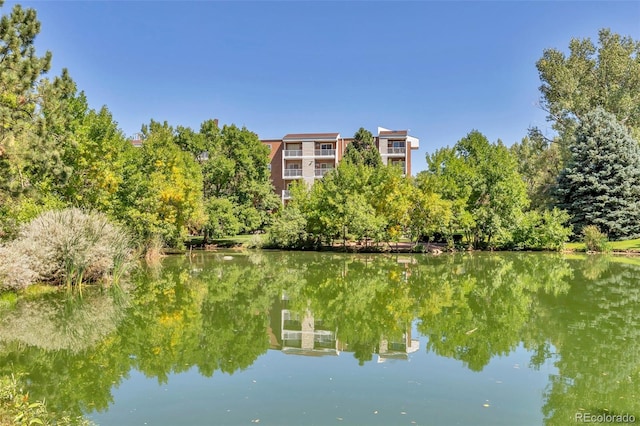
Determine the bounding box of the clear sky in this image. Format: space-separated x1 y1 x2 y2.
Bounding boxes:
9 0 640 173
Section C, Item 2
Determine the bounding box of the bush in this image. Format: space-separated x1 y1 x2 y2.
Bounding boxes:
0 374 94 425
510 209 572 251
582 225 611 252
0 208 135 291
243 233 265 249
266 207 308 249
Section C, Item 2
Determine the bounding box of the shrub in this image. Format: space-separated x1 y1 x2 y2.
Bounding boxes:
266 206 308 249
0 374 94 425
243 233 265 249
0 208 135 291
510 209 572 251
582 225 611 252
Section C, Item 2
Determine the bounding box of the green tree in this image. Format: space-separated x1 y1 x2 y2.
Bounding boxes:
557 107 640 239
343 127 382 168
204 197 241 239
0 2 52 198
509 129 563 211
199 122 278 232
423 131 528 248
266 204 308 249
408 189 453 245
115 120 204 247
537 29 640 143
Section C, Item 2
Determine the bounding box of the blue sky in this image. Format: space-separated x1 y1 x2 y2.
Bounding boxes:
11 0 640 173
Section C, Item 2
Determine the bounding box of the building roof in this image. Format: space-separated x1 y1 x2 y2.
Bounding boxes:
283 132 340 141
379 130 408 137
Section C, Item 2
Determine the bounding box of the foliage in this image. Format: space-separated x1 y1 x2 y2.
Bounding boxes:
0 374 93 425
204 197 240 240
266 205 308 249
423 130 529 248
342 127 382 168
198 122 279 232
537 29 640 143
114 120 204 248
582 225 611 253
408 188 453 244
0 2 51 199
0 208 134 291
509 129 563 210
557 108 640 240
511 209 572 250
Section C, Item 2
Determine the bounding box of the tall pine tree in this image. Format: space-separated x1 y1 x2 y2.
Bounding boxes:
557 107 640 239
0 2 52 197
343 127 382 168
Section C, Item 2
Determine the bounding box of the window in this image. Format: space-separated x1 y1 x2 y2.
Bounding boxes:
320 143 333 150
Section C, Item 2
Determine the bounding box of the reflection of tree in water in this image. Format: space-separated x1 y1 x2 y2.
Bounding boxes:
292 254 414 365
3 251 633 422
413 253 572 371
539 257 640 425
0 288 131 417
0 254 281 417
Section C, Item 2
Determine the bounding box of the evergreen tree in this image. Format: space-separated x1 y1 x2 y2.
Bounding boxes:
343 127 382 167
0 2 51 197
557 107 640 239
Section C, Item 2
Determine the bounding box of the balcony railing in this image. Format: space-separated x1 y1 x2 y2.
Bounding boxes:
283 150 303 157
387 147 406 154
314 168 333 177
284 169 303 178
314 149 336 157
282 190 292 199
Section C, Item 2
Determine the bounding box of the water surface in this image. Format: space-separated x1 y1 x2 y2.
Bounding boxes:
1 252 638 425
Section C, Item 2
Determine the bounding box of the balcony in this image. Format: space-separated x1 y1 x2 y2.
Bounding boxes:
283 169 303 178
314 149 336 157
283 149 303 158
386 147 406 155
282 190 292 199
314 168 333 178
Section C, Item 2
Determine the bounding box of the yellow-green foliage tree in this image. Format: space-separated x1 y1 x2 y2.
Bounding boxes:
115 120 204 248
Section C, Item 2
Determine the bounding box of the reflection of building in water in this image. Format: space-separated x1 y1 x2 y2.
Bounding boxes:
268 294 418 361
377 329 420 363
269 294 342 356
281 310 341 356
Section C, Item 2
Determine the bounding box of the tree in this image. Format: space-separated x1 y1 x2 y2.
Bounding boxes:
557 107 640 240
204 197 241 240
343 127 382 168
0 2 51 199
199 122 278 232
423 131 528 248
509 129 563 211
408 190 453 245
115 120 204 247
67 105 130 213
266 205 308 249
537 29 640 143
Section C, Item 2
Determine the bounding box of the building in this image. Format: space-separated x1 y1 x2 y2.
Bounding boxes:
262 127 419 203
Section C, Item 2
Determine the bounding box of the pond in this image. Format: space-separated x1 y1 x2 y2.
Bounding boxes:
1 251 639 425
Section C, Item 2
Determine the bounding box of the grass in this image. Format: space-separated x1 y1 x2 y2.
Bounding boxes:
565 237 640 252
